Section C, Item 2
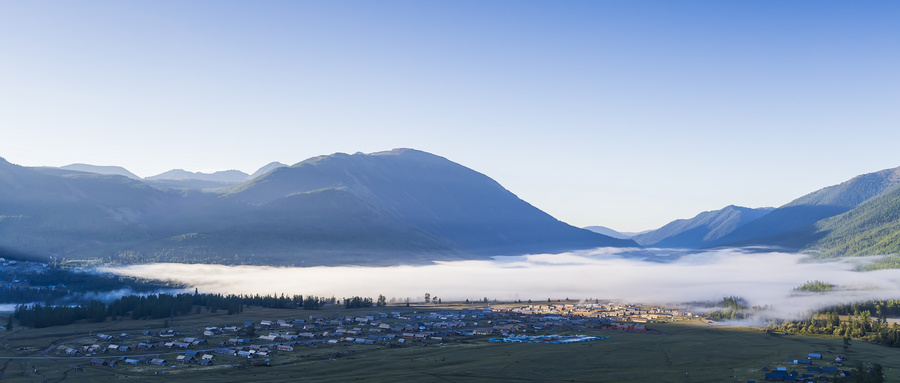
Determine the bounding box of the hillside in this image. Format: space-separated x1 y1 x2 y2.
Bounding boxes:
0 157 181 261
634 206 774 248
0 150 633 266
711 166 900 248
808 186 900 259
223 149 636 257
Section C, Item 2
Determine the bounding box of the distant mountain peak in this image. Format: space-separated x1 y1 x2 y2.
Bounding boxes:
60 163 141 180
583 226 634 239
146 168 249 183
247 161 287 181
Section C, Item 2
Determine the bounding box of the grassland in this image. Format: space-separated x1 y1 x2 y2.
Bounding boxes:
0 305 899 382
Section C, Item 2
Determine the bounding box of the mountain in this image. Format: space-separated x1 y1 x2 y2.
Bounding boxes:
710 166 900 248
583 226 634 239
808 185 900 258
634 205 774 248
221 149 636 258
247 161 287 181
146 169 249 183
0 157 181 261
59 163 141 180
0 150 634 266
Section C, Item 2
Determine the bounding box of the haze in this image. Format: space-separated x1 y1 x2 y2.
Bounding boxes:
105 247 900 321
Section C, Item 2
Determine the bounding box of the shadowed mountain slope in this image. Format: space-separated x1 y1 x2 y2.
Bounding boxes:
634 206 774 248
224 149 636 256
711 166 900 248
0 150 634 265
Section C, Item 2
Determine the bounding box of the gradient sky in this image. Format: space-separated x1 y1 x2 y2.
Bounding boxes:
1 1 898 232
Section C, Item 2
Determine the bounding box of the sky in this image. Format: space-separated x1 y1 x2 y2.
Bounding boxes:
1 1 899 232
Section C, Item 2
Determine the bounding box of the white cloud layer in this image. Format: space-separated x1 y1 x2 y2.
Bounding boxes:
104 248 900 320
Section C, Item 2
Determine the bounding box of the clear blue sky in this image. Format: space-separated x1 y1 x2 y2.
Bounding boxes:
2 1 898 232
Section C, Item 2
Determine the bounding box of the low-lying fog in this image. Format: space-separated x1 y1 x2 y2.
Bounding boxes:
104 248 900 321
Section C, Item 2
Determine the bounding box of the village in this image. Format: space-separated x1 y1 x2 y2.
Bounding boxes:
44 301 689 371
23 301 863 382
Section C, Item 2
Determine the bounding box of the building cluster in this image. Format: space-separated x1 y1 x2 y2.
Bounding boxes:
759 353 851 382
55 302 693 369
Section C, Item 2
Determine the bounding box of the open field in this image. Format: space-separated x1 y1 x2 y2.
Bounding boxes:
0 305 899 382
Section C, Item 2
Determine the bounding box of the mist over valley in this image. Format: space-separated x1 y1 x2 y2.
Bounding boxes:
102 246 900 322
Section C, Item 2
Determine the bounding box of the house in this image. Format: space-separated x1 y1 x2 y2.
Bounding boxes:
176 355 195 364
809 353 823 360
276 345 294 351
90 358 107 366
96 333 113 341
149 358 167 366
124 359 140 365
200 358 214 366
65 348 80 356
107 360 118 367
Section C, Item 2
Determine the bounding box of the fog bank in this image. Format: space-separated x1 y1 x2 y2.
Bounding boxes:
104 248 900 319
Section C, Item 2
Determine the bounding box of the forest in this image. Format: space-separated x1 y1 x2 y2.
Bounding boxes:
768 300 900 349
12 291 339 328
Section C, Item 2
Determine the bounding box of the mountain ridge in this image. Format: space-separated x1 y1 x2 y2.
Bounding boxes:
0 149 634 266
634 205 774 248
710 165 900 248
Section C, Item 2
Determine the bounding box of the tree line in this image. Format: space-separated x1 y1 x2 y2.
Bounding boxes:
768 300 900 349
13 291 334 328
